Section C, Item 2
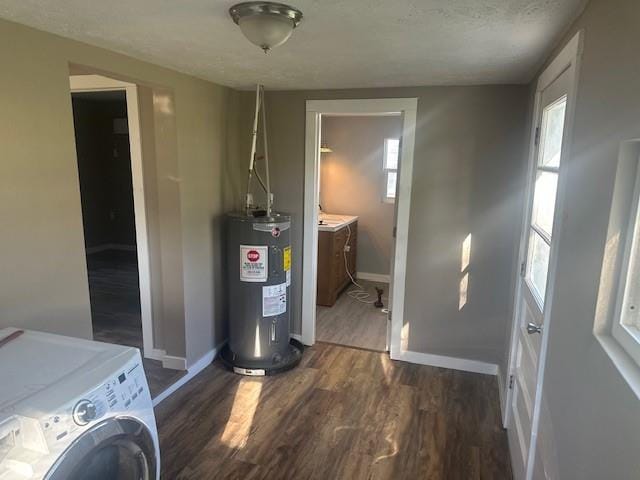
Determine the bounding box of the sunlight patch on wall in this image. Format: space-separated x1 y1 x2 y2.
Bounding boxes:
459 272 469 310
401 321 410 351
461 233 472 272
459 234 472 310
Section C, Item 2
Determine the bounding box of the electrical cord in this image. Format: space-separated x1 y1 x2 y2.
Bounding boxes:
343 223 388 305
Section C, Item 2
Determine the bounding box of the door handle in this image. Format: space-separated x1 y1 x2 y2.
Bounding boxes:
526 322 542 335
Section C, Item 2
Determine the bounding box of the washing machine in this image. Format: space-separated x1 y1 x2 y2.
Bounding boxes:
0 328 160 480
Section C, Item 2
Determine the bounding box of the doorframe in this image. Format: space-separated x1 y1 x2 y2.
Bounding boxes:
69 74 159 361
302 98 418 361
503 30 583 479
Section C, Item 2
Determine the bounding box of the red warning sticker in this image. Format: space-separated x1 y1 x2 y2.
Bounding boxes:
240 245 268 282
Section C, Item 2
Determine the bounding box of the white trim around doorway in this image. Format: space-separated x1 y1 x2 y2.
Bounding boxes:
302 98 417 363
69 74 161 363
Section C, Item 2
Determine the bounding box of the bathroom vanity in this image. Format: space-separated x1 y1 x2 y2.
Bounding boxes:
317 214 358 306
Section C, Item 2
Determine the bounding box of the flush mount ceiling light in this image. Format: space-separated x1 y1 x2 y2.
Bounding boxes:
229 1 303 53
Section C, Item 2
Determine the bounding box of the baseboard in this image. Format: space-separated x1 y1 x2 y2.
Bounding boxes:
86 243 137 254
144 348 167 362
356 272 390 283
290 333 303 343
393 349 498 375
152 341 227 406
161 355 187 371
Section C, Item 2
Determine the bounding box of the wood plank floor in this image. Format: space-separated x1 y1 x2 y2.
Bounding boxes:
87 250 185 398
316 280 388 351
155 342 511 479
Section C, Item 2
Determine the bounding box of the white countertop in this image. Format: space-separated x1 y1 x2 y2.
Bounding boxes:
317 213 358 232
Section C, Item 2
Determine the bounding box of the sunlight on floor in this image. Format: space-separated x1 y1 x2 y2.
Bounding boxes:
220 378 263 449
379 353 394 384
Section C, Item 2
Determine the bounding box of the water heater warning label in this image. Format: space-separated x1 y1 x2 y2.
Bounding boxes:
240 245 268 282
263 282 287 317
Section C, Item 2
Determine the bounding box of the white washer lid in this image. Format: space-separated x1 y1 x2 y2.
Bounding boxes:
0 328 131 411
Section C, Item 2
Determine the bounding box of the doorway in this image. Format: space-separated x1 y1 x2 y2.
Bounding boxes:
302 98 418 359
314 115 401 351
69 74 183 397
504 31 582 480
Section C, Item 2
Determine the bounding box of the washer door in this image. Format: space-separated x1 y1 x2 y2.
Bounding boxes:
45 417 157 480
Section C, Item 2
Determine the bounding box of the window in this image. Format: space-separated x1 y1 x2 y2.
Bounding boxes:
383 138 399 202
525 96 567 305
613 170 640 367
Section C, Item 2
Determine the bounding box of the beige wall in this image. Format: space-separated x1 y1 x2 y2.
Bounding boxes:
321 116 401 276
233 85 528 367
528 0 640 477
0 19 233 364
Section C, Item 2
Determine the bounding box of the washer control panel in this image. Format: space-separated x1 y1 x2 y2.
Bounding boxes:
102 360 147 411
39 358 148 448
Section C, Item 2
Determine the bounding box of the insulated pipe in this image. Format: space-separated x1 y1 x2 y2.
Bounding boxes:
246 84 261 211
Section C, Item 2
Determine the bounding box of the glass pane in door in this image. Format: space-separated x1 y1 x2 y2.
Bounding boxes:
539 97 567 168
527 231 551 301
531 171 559 236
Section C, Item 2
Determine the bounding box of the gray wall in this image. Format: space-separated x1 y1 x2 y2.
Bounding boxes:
231 86 528 367
529 0 640 477
72 93 136 249
0 19 232 365
321 116 401 277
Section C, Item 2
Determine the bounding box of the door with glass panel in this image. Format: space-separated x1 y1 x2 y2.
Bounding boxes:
507 67 570 479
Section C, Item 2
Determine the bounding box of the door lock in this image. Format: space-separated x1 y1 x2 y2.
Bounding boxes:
526 322 543 335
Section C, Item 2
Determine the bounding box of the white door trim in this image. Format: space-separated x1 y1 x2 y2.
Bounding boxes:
302 98 418 361
70 74 160 361
503 31 583 480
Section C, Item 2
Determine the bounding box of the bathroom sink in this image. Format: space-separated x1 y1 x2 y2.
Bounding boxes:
318 213 358 232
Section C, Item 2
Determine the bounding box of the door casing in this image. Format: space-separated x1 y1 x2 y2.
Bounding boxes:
301 98 418 359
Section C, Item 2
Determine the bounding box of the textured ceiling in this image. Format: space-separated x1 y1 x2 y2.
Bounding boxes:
0 0 587 90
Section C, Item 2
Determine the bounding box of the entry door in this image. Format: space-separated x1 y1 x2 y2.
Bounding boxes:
508 67 570 479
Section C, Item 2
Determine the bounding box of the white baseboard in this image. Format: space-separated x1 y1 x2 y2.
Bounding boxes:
86 243 137 254
152 341 226 407
161 354 187 371
290 333 303 343
356 272 391 283
144 348 167 362
392 349 498 375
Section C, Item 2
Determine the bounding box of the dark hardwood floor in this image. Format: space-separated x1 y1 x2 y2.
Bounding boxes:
87 250 185 397
155 342 512 479
316 280 388 352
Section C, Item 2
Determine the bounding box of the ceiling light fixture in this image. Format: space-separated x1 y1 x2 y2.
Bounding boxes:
229 1 303 53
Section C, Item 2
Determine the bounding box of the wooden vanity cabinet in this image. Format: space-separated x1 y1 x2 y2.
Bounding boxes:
316 222 357 307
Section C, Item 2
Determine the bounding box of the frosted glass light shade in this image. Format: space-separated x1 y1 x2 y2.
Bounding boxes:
230 2 303 52
238 14 294 51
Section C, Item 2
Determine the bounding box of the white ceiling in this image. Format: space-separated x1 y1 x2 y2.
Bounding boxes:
0 0 587 90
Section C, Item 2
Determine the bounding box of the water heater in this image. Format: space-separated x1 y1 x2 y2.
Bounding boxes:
221 211 302 375
220 85 303 375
